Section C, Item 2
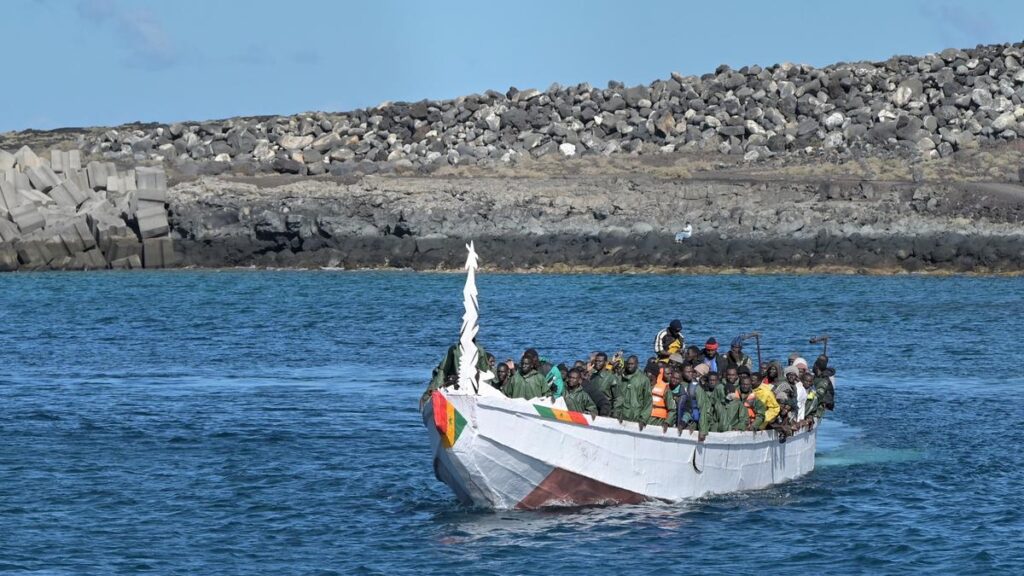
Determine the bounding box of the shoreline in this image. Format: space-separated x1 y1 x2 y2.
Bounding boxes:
4 262 1023 278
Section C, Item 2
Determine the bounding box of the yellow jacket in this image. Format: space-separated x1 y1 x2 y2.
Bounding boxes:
754 383 780 428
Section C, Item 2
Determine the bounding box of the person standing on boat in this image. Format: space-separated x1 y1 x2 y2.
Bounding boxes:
750 366 780 429
720 366 740 395
493 362 513 392
674 363 700 429
739 374 768 430
812 355 836 412
788 366 808 421
694 367 725 440
421 341 492 407
587 352 617 415
648 363 677 426
564 368 598 416
613 355 652 423
503 354 548 400
725 337 753 371
700 338 727 375
800 372 825 427
654 320 685 362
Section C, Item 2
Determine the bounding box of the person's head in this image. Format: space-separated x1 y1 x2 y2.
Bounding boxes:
794 357 808 376
520 355 534 375
496 363 509 383
567 368 583 389
669 353 684 367
739 373 753 394
539 360 552 376
784 365 799 384
737 365 751 377
669 366 683 386
801 372 814 389
703 338 719 358
681 364 695 383
573 360 586 371
625 355 639 375
557 363 569 381
684 345 701 362
669 319 682 336
813 355 829 375
524 348 539 363
644 359 659 378
708 372 719 386
593 351 608 370
486 353 496 369
766 363 779 380
787 352 800 366
724 367 739 382
730 336 744 356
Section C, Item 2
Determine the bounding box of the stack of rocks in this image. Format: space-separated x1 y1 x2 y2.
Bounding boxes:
0 146 176 271
70 42 1024 173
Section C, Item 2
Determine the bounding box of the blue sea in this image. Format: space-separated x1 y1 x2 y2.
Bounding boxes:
1 270 1022 574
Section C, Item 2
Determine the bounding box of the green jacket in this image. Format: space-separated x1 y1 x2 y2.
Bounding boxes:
805 386 826 420
695 383 725 436
813 375 835 411
590 370 618 412
564 386 598 415
613 370 652 422
505 369 548 400
720 394 750 431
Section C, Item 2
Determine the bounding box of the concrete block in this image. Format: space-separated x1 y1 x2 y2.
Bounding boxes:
18 189 55 206
68 249 107 270
59 218 97 254
10 204 45 233
0 180 19 212
48 183 78 207
15 239 52 266
50 149 83 173
0 245 18 271
0 150 15 171
86 161 117 190
13 172 31 191
110 254 142 269
0 218 19 243
15 146 43 170
65 169 91 193
103 237 143 261
27 166 61 192
136 188 167 204
136 166 167 191
143 237 176 268
138 210 170 239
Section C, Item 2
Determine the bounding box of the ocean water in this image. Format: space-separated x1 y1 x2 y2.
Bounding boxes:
1 270 1022 574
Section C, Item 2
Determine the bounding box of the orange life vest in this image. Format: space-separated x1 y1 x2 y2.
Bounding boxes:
744 393 757 422
651 368 669 420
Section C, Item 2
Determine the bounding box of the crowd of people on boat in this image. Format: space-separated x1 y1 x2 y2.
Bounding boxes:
427 319 836 441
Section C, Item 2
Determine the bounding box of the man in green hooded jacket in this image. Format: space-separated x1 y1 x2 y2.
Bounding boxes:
588 351 618 416
504 354 548 400
691 367 725 439
564 368 598 415
613 355 652 422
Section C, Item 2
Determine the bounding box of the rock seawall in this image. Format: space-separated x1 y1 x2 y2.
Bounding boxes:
8 41 1024 175
3 40 1024 274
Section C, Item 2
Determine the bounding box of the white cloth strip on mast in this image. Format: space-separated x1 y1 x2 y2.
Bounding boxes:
457 241 495 394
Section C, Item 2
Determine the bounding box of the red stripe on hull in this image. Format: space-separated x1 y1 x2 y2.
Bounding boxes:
515 468 648 509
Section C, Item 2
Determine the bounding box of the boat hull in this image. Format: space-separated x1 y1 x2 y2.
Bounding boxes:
424 389 817 509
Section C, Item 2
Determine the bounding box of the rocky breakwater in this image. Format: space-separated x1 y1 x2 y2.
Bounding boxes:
68 42 1024 174
166 170 1024 273
0 146 177 271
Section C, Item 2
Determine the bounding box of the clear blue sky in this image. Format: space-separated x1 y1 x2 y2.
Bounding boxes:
1 0 1020 132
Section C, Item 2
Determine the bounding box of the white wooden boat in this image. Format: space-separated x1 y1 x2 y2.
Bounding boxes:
423 243 817 509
